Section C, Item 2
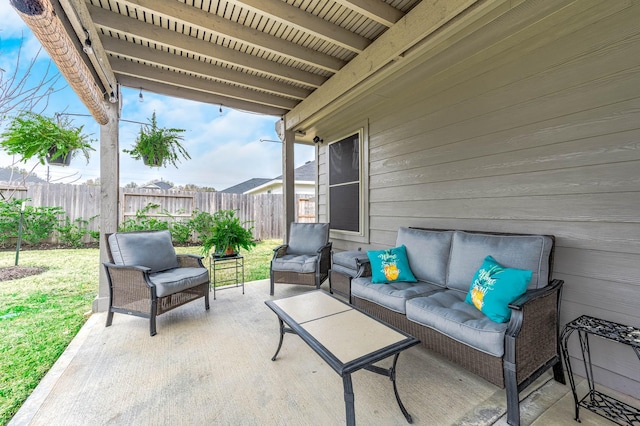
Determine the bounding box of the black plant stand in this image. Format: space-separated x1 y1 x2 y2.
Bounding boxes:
210 254 244 300
560 315 640 425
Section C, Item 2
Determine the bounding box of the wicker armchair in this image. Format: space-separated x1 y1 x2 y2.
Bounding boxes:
103 230 210 336
270 223 332 295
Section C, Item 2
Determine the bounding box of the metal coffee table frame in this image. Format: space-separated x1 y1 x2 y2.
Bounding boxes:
265 290 419 426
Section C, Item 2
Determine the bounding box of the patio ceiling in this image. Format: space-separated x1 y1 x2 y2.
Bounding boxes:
12 0 480 138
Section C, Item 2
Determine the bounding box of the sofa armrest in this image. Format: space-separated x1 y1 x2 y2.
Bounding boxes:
317 242 333 274
177 254 205 268
504 279 564 383
103 262 151 274
103 262 154 295
355 258 371 278
272 244 288 260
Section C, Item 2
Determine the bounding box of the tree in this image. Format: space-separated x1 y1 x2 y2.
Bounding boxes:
0 37 66 197
85 178 101 186
0 38 64 125
124 182 138 189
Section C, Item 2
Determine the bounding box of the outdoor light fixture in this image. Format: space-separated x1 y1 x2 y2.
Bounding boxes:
139 88 144 102
82 29 93 55
313 136 323 144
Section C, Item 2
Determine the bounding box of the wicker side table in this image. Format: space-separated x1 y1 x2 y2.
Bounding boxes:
560 315 640 425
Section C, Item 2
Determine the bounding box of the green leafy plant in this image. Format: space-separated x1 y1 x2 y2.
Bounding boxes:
0 112 95 165
118 203 170 232
123 112 189 168
201 209 256 257
56 215 99 248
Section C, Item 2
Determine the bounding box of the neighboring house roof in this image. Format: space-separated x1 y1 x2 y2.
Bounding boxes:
142 180 173 190
0 168 46 184
274 161 316 181
220 178 272 194
221 161 316 194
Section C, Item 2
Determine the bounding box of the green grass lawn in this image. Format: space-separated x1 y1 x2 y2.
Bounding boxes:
0 239 281 425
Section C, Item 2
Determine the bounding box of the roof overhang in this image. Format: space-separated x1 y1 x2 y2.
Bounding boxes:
10 0 487 136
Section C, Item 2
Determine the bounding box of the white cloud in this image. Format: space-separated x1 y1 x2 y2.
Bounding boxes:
0 3 27 39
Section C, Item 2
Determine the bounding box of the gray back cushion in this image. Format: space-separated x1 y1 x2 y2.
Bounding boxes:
108 230 179 273
395 227 453 286
447 231 553 292
287 223 330 255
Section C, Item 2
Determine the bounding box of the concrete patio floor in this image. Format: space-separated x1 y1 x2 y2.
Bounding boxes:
9 279 634 425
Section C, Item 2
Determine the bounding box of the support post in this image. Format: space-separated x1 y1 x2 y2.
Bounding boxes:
281 120 295 243
94 99 120 312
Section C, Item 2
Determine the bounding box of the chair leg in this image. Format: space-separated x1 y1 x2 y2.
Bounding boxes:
204 285 210 310
270 271 275 296
150 316 157 337
505 366 520 426
106 310 114 327
553 357 566 385
150 298 158 336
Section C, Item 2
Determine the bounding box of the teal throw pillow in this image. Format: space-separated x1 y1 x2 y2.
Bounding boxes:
465 255 532 323
367 245 417 284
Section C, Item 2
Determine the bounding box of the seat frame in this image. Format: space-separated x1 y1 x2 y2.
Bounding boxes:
269 240 332 295
103 232 210 336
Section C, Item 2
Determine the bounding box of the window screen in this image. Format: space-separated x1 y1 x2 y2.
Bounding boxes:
328 133 360 233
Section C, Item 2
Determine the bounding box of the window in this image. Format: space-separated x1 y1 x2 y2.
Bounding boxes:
328 130 362 234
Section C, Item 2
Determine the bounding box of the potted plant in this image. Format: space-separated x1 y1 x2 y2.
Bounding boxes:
201 209 256 257
123 112 190 168
0 112 95 166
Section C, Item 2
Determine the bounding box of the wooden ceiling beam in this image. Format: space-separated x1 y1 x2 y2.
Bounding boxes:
285 0 481 129
116 75 288 116
111 58 299 110
332 0 403 27
102 37 311 100
227 0 370 53
117 0 345 73
89 4 327 88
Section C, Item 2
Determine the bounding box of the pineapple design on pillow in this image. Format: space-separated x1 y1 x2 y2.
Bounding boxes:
470 264 501 310
378 250 400 281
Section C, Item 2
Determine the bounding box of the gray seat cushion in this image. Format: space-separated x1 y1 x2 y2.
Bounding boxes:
272 254 318 274
287 223 329 255
395 227 453 286
108 230 179 273
406 290 509 357
149 267 210 297
446 231 554 292
351 277 443 314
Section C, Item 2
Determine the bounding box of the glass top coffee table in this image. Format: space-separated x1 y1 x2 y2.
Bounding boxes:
265 290 419 425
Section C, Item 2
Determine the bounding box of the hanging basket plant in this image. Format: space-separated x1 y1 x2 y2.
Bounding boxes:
123 112 190 168
0 112 95 166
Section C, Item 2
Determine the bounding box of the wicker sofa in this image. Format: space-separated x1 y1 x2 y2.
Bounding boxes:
103 230 210 336
351 227 565 426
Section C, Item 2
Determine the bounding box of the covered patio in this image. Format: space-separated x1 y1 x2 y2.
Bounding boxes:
8 0 640 423
8 279 627 425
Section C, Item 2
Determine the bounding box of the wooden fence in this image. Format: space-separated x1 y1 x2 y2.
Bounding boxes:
0 182 316 243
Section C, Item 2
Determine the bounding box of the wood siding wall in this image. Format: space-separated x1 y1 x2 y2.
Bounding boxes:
316 0 640 397
1 183 314 242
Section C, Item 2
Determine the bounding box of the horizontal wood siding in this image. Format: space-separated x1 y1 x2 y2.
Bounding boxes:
316 0 640 396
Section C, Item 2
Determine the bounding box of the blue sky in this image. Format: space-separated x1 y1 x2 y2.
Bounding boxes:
0 3 314 190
